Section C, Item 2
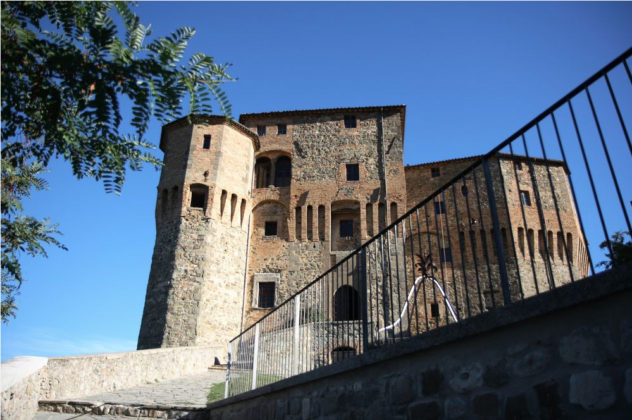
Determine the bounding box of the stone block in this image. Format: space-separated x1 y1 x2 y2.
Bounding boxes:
510 347 551 377
448 363 483 393
444 396 467 419
559 327 617 366
569 370 616 411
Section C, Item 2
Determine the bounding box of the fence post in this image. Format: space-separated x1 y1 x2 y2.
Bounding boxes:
251 324 260 391
360 248 369 352
224 341 232 398
293 295 301 375
482 158 512 305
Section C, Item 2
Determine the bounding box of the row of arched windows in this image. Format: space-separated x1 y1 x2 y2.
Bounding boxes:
517 227 575 263
159 184 247 227
289 201 400 242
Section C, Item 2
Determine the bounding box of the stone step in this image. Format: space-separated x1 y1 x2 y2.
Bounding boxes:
38 400 208 419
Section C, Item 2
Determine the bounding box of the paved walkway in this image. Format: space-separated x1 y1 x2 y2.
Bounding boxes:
35 369 226 419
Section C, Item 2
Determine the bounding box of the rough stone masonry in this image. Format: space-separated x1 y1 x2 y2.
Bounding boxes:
137 105 588 362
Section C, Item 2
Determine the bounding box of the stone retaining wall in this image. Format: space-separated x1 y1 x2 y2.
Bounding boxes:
209 267 632 419
1 345 219 420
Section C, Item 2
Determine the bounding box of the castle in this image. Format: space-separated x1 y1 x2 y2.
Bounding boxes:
137 105 588 354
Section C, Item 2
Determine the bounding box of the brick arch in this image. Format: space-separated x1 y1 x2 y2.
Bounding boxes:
252 200 289 241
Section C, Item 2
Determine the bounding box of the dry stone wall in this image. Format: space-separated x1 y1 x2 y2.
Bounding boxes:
210 268 632 420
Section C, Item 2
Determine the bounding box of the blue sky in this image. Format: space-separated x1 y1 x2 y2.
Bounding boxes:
2 2 631 361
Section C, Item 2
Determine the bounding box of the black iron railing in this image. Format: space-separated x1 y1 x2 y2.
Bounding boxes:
225 47 631 397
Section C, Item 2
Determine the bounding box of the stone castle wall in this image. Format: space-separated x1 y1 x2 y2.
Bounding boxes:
402 155 589 328
240 107 407 328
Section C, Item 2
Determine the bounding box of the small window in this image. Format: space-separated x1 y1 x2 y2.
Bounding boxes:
440 247 452 263
431 167 440 177
515 161 523 171
519 190 531 206
257 125 266 136
277 124 287 135
344 115 356 129
203 135 211 149
340 220 353 238
430 302 440 318
258 282 275 308
434 201 446 215
264 221 277 236
461 185 468 196
346 164 359 181
190 191 205 208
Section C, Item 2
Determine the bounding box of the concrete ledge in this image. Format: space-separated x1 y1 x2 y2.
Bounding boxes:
38 400 209 419
210 265 631 409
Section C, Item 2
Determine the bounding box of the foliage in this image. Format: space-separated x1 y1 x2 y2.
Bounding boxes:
1 159 67 322
1 1 234 322
598 231 632 270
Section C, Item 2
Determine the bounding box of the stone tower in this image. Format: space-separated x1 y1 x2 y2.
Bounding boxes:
137 115 259 351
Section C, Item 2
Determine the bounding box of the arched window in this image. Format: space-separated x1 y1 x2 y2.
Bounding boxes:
331 346 356 363
307 205 313 241
230 194 238 221
255 157 272 188
275 156 291 187
334 285 361 321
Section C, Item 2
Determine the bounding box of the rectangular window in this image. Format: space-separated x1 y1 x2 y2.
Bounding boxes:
257 125 266 136
277 124 287 135
519 190 531 206
440 247 452 263
346 163 359 181
344 115 356 128
258 282 275 308
434 200 446 214
264 221 277 236
431 167 440 177
203 135 211 149
190 191 205 208
430 302 440 318
514 161 522 171
340 220 353 238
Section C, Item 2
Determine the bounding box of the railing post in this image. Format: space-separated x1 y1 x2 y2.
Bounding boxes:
251 324 260 391
360 248 369 352
482 158 512 305
292 295 301 375
224 341 232 398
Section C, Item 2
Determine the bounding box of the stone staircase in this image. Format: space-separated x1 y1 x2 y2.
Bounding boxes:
34 368 227 419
